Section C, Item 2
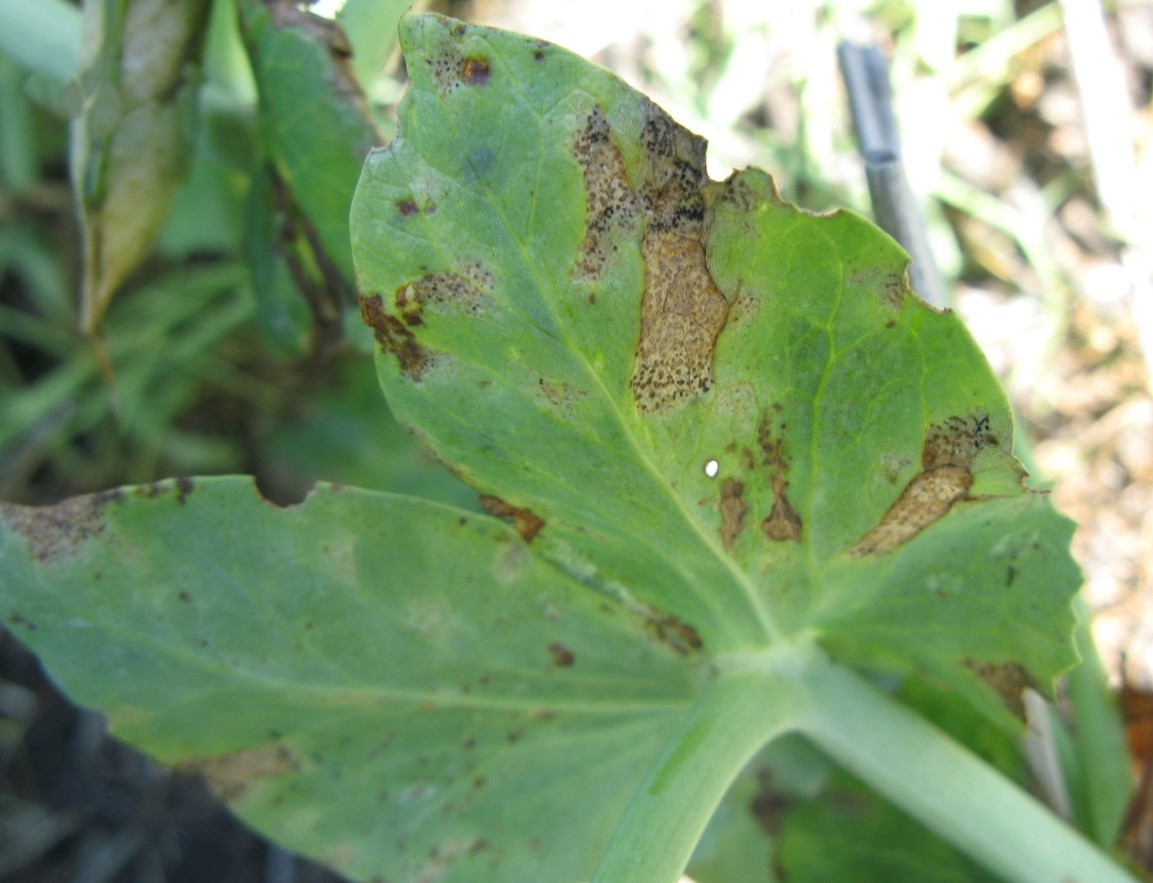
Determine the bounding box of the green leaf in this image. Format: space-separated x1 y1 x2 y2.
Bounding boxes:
776 774 999 883
350 13 1080 713
0 0 82 89
70 0 210 332
0 478 703 882
337 0 410 98
0 12 1100 883
236 0 381 289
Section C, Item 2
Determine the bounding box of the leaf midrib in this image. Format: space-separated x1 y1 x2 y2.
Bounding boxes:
411 31 782 649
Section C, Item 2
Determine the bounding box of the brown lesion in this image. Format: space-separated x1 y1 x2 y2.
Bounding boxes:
570 106 641 282
1 490 124 564
640 605 704 655
631 103 730 414
394 264 491 324
548 642 575 667
569 101 730 414
479 495 546 543
718 480 747 549
426 45 494 95
460 56 491 85
757 409 802 543
850 413 997 556
180 744 298 803
966 660 1035 719
359 293 431 380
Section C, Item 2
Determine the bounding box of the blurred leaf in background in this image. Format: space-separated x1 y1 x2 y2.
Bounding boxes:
70 0 212 333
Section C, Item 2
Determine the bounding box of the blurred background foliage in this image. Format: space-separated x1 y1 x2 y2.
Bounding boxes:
1 0 1151 880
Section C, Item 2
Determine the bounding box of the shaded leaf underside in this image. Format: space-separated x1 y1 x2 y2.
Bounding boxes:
0 479 703 881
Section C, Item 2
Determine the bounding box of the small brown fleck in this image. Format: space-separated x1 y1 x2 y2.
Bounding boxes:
479 495 546 543
461 56 491 85
506 729 523 743
549 642 575 667
178 591 192 604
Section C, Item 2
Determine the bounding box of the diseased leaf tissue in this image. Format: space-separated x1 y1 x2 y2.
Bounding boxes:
0 12 1081 883
353 12 1076 720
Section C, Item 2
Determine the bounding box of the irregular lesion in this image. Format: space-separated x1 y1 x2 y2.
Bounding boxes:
631 104 730 414
850 413 1007 556
570 105 640 283
569 100 730 414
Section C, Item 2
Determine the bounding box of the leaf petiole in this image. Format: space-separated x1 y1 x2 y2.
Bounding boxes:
593 639 1136 883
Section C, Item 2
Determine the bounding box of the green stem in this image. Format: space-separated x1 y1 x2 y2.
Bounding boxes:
794 650 1136 883
590 661 804 883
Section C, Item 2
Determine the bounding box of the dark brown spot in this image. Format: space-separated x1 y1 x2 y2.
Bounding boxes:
479 495 545 543
176 476 194 504
359 294 430 380
642 606 704 655
533 50 545 61
396 199 419 217
549 642 575 667
178 591 192 604
461 56 491 85
718 480 747 549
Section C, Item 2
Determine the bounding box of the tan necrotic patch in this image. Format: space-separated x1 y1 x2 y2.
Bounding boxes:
851 413 996 556
631 103 730 414
395 263 492 325
570 105 640 282
570 101 729 413
182 744 298 803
